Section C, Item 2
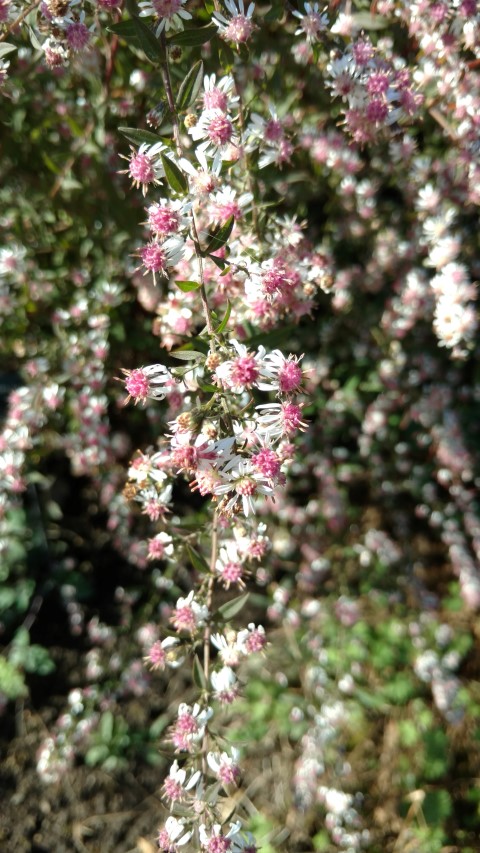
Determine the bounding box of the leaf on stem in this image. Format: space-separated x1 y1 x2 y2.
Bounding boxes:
167 24 217 47
215 300 231 335
170 349 205 361
161 154 189 194
119 127 163 146
0 43 17 59
175 280 202 292
177 60 204 112
131 14 166 63
208 255 228 271
107 19 139 40
186 544 210 575
217 592 250 621
192 654 208 690
202 216 234 255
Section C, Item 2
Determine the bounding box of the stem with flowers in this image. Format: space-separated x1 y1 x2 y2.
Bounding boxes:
116 12 318 850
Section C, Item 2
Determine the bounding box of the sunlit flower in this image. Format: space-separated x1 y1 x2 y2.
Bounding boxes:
138 0 191 35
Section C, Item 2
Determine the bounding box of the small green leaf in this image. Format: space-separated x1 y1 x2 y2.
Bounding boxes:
167 24 217 47
0 43 17 59
177 60 204 111
192 654 207 690
27 26 43 50
186 544 210 574
0 656 27 700
100 710 114 741
203 216 234 255
175 280 202 292
119 126 163 146
131 14 165 63
208 254 227 270
85 744 110 766
217 592 250 621
170 349 205 361
106 19 139 40
215 300 231 334
161 154 189 194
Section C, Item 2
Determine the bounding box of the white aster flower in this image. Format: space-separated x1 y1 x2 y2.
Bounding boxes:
138 0 191 35
212 0 256 45
189 108 240 160
292 2 328 42
202 73 239 113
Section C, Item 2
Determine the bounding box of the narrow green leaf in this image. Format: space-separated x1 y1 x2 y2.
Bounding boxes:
203 216 234 254
177 60 204 111
208 254 227 270
41 152 60 175
186 544 210 575
167 24 217 47
131 14 165 63
100 710 114 741
170 349 205 361
106 19 139 39
119 126 162 146
217 592 250 621
161 154 189 194
192 654 207 690
0 43 17 59
175 280 202 292
215 300 231 335
27 26 43 51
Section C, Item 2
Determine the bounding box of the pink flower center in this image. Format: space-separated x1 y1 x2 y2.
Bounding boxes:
207 836 232 853
171 445 198 471
278 360 302 393
146 640 166 669
140 242 167 273
265 118 284 142
281 402 304 433
207 113 234 147
252 448 281 478
261 263 291 296
236 477 257 496
176 712 198 735
230 354 259 387
125 368 149 401
220 561 243 583
129 152 155 185
352 39 374 66
245 629 266 653
148 538 166 559
66 21 91 51
367 72 390 96
0 1 10 23
171 605 196 633
163 777 184 801
147 204 180 235
204 87 228 111
218 762 240 785
152 0 182 17
366 99 389 123
224 14 254 44
215 201 241 221
157 827 177 852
